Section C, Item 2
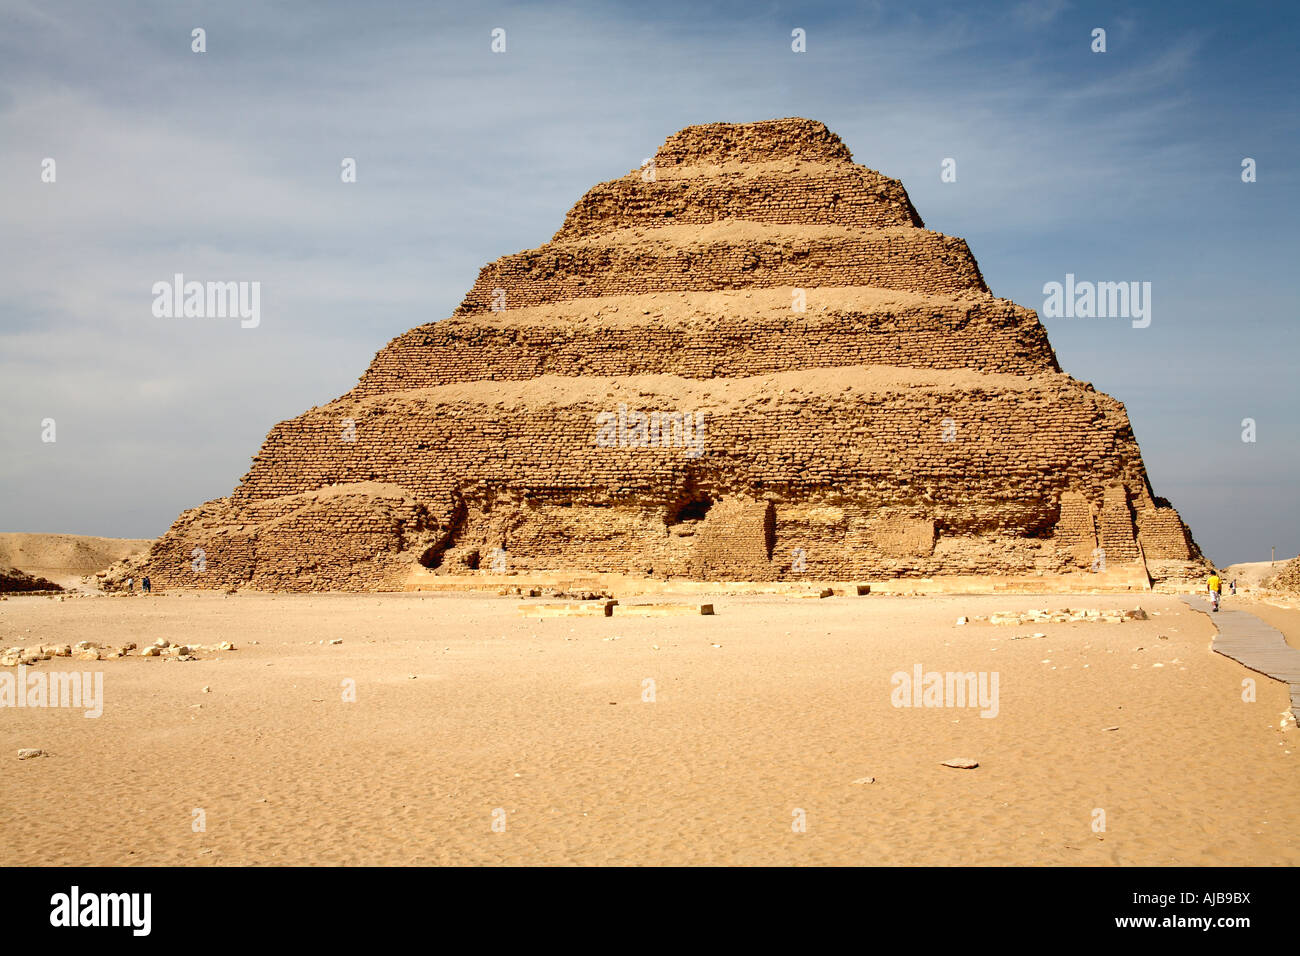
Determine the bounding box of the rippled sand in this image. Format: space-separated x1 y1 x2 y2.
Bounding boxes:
2 590 1296 865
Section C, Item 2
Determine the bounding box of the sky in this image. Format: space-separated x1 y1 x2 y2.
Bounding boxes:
1 0 1296 567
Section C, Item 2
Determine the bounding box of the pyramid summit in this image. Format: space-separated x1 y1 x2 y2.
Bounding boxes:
134 117 1205 591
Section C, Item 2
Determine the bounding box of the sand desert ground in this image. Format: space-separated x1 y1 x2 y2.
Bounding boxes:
3 581 1298 866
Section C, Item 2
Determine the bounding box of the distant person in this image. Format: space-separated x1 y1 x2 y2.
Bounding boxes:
126 576 133 593
1207 570 1222 612
1230 579 1237 595
142 576 151 594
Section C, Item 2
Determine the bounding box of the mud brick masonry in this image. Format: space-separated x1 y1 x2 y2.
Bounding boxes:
135 118 1206 591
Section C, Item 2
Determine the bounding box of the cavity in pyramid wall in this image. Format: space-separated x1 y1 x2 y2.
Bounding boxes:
135 118 1206 591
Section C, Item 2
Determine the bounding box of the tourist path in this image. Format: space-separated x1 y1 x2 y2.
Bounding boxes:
1181 595 1300 714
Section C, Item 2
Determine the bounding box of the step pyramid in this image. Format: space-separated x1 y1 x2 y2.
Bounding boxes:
137 118 1206 591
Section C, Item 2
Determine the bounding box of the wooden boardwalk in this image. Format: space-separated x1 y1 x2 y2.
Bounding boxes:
1182 595 1300 714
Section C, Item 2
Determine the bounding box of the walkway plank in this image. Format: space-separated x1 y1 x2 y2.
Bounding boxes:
1181 596 1300 713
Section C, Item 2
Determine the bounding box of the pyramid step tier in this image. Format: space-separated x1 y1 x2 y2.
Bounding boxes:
554 162 924 240
456 224 988 314
138 367 1197 590
355 289 1057 396
652 118 855 168
237 368 1149 515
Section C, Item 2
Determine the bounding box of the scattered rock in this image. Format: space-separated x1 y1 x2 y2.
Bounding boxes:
329 639 343 645
852 776 875 785
1102 726 1120 732
17 748 44 760
941 758 979 769
955 616 967 626
983 607 1134 626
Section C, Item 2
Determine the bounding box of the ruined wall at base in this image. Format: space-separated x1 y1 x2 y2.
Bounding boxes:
686 499 776 580
228 377 1147 513
142 492 455 592
1136 507 1195 561
137 366 1203 590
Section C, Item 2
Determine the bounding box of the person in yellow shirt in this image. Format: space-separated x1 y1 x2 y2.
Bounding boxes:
1207 571 1222 612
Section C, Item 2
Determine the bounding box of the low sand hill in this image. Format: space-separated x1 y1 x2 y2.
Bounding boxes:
0 533 153 589
1221 559 1298 592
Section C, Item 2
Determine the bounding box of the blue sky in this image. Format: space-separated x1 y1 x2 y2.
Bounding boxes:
1 0 1296 566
